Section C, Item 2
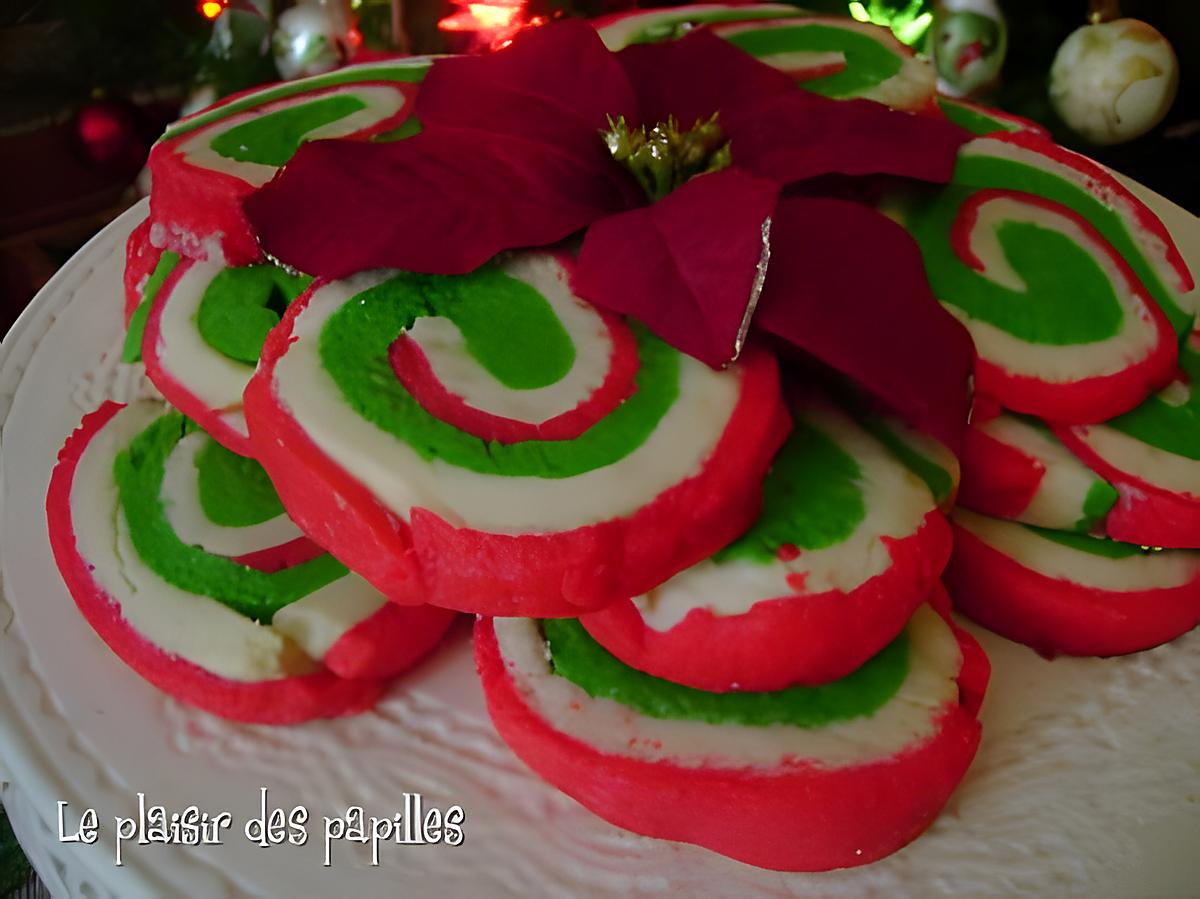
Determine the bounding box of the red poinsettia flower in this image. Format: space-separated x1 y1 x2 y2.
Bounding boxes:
245 19 974 447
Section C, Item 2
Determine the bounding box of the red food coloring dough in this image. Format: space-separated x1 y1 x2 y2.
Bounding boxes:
949 190 1177 424
580 397 951 691
474 596 988 872
46 404 383 723
139 256 257 457
123 217 162 325
387 307 639 443
46 402 455 721
1057 418 1200 549
152 78 419 266
945 510 1200 657
243 258 791 618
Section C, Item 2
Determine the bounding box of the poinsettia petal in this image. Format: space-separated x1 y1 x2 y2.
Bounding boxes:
574 167 779 368
618 29 795 130
418 19 636 161
754 197 973 449
725 91 968 185
245 128 640 277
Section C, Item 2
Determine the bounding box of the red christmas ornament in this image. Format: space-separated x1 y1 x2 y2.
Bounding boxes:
72 100 148 177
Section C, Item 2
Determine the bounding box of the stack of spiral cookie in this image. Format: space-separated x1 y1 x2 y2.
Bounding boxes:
42 4 1200 874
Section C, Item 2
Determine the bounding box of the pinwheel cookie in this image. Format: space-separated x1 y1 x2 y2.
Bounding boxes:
147 58 428 265
47 402 455 723
243 251 789 617
592 3 798 50
131 252 310 455
902 132 1193 423
123 218 163 330
476 588 988 871
708 16 935 111
950 133 1194 335
595 6 935 111
959 408 1117 533
946 509 1200 657
1056 370 1200 549
581 396 949 692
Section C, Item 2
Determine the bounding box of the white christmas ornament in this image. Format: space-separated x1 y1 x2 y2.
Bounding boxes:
1050 18 1178 145
273 2 353 81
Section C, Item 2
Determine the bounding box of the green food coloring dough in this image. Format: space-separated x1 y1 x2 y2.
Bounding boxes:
209 94 368 167
1006 414 1116 532
163 63 428 142
628 7 796 45
373 115 422 142
319 266 680 478
122 252 181 364
1178 338 1200 384
196 265 311 365
1024 524 1152 559
936 98 1019 136
716 419 865 565
543 617 910 728
434 270 574 389
861 416 955 507
1104 385 1200 462
723 23 902 97
113 412 345 622
195 436 287 527
1078 479 1120 532
906 185 1125 345
953 154 1191 336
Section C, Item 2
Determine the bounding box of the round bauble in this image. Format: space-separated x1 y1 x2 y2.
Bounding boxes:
1050 18 1178 145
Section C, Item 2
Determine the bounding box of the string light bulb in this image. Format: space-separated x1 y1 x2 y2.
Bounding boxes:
198 0 226 20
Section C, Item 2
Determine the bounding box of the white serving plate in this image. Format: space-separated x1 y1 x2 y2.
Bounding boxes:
1 195 1198 898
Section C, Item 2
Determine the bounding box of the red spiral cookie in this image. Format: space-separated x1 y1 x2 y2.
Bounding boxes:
244 251 790 617
148 59 428 265
47 402 455 723
476 587 987 871
581 396 950 691
946 509 1200 657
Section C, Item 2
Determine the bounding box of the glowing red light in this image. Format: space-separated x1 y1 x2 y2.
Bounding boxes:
199 0 225 20
438 0 540 51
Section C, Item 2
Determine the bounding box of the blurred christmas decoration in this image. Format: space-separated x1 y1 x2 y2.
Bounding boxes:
188 1 370 101
847 0 933 47
199 0 228 19
70 98 148 176
439 0 543 52
932 0 1007 97
273 0 359 79
0 0 1195 232
355 0 412 54
195 0 279 99
1049 5 1178 146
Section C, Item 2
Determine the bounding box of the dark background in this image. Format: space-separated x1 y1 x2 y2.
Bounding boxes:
989 0 1198 215
1 1 1196 338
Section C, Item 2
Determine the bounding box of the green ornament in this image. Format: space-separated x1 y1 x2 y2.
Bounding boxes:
931 0 1007 97
847 0 935 47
